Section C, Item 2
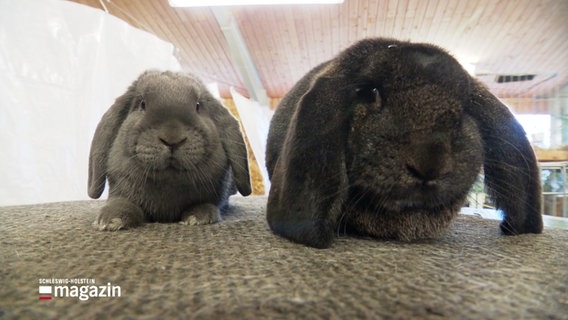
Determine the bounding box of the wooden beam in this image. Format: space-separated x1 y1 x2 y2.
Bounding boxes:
212 8 269 105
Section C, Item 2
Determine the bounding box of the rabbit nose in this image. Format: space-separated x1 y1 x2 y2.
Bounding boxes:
406 162 449 183
406 141 451 183
159 137 187 152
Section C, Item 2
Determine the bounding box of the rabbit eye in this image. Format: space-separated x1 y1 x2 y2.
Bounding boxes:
196 101 201 112
356 86 380 105
138 99 146 111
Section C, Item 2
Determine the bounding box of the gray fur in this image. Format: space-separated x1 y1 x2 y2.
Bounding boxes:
88 70 251 230
266 38 543 248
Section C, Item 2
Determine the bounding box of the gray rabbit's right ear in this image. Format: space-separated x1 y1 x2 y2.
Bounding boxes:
218 104 252 197
88 90 134 199
267 72 351 249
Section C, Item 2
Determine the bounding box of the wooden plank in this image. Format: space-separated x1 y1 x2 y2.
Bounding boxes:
535 148 568 162
66 0 568 99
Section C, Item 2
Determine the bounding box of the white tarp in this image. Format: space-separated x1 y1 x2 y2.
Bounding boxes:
0 0 180 206
230 87 273 193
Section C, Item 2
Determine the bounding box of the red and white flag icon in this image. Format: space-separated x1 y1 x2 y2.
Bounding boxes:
39 286 52 300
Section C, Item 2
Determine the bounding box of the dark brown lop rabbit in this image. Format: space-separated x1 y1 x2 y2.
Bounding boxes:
88 70 251 230
266 38 543 248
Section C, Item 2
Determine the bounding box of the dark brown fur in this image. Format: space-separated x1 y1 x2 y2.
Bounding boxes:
266 38 542 248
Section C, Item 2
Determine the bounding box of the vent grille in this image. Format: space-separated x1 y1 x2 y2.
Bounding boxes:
495 74 536 83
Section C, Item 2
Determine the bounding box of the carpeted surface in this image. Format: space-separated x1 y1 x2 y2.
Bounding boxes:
1 196 567 319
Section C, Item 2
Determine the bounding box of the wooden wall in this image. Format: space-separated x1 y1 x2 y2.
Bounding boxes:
501 97 551 114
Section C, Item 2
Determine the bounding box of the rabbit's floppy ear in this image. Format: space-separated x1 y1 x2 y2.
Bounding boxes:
88 88 134 199
216 101 252 196
466 81 543 234
267 70 351 249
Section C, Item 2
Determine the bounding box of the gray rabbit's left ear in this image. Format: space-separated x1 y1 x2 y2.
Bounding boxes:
217 101 252 196
466 81 543 234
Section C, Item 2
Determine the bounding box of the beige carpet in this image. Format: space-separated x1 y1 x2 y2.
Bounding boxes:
1 196 567 319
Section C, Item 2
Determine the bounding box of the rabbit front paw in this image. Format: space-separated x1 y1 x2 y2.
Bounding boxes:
180 203 221 225
93 198 144 231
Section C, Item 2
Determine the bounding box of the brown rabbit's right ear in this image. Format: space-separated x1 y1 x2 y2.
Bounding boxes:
88 89 134 199
466 81 543 235
267 72 351 249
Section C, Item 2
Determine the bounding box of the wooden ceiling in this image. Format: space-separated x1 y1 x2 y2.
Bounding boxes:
69 0 567 102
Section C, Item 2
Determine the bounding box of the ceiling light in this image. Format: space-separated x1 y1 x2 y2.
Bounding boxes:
169 0 343 7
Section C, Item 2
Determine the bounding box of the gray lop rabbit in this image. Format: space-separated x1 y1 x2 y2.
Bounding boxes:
266 38 543 248
88 70 251 230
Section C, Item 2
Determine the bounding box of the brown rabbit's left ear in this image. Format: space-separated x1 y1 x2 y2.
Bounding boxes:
466 81 543 235
216 100 252 196
267 75 351 248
